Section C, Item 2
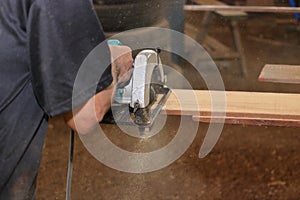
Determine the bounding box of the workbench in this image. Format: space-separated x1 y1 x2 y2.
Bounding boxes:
190 0 248 76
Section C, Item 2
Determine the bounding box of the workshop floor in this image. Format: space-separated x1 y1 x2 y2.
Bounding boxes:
36 13 300 200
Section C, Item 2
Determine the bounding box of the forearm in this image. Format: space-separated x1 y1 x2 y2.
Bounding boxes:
63 44 133 134
64 83 114 134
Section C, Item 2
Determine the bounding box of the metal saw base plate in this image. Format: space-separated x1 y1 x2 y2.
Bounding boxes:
110 87 170 128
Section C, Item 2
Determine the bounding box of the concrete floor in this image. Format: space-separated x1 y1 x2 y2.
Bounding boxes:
36 12 300 200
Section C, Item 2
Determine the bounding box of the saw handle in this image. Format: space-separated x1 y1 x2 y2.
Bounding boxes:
107 39 123 46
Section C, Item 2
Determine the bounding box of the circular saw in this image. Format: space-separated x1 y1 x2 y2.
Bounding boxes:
111 49 170 127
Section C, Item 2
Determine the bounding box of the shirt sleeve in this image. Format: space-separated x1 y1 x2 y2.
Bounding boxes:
27 0 113 117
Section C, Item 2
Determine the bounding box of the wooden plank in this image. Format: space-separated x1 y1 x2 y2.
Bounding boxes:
162 89 300 127
190 0 248 17
259 64 300 84
184 5 300 14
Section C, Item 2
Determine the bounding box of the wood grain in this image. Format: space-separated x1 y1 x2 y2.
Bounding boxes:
259 64 300 84
162 89 300 127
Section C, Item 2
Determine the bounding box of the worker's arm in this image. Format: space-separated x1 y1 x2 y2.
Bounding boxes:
63 45 133 134
63 83 114 134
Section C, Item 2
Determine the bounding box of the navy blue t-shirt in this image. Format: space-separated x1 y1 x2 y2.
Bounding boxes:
0 0 112 198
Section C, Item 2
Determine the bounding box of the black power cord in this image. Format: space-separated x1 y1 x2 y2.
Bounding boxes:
66 129 75 200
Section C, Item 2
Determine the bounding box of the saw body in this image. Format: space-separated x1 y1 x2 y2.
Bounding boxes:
112 49 170 127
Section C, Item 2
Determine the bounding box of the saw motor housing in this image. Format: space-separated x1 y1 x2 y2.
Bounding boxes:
113 49 169 126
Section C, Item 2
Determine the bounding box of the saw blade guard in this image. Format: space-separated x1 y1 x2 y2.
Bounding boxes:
130 49 165 108
111 49 169 127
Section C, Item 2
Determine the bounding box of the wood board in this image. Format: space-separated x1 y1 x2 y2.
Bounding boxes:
162 89 300 127
184 5 300 14
259 64 300 84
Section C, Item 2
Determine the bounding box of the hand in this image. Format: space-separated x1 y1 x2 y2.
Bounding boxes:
108 45 133 84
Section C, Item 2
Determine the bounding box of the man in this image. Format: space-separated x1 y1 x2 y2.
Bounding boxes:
0 0 132 199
